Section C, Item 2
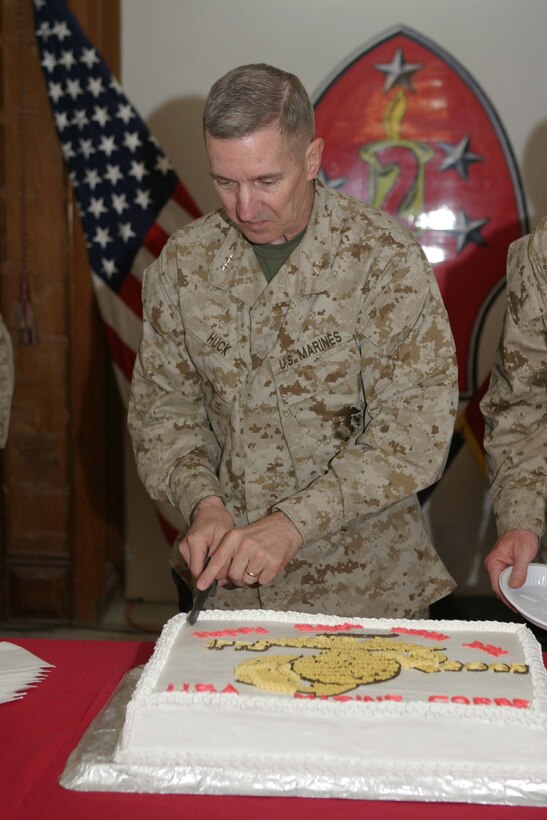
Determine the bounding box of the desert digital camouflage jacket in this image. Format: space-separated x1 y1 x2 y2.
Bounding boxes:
481 216 547 539
128 181 458 617
0 312 13 448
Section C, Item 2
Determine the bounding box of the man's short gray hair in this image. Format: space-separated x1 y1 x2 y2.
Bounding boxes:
203 63 315 146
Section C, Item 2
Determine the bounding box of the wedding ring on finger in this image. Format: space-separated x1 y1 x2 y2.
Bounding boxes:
244 568 260 579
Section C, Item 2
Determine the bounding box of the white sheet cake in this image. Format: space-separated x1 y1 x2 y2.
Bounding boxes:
114 609 547 804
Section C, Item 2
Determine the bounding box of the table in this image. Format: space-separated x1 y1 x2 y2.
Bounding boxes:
2 637 546 819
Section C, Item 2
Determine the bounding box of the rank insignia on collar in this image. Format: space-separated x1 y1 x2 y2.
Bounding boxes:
221 253 234 271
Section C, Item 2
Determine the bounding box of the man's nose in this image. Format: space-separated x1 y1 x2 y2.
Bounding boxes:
236 188 260 221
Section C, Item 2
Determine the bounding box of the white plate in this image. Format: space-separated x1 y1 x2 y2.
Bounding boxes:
499 563 547 629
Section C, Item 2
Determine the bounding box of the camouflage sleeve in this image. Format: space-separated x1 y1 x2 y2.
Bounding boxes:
275 242 458 542
481 218 547 538
128 240 223 524
0 312 14 448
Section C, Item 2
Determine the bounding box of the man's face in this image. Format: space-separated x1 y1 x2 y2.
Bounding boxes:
206 125 323 245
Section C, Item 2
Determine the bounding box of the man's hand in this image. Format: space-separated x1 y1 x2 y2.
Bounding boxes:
484 528 539 600
178 495 234 580
196 511 303 591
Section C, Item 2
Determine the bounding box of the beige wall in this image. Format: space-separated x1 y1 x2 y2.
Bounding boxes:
120 0 547 601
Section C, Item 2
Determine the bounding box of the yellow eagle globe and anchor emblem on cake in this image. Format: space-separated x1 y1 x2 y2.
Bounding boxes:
206 633 528 698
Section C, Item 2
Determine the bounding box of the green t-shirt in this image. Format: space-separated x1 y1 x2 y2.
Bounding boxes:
252 229 306 283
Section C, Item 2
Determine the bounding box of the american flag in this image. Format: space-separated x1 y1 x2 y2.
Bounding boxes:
32 0 202 540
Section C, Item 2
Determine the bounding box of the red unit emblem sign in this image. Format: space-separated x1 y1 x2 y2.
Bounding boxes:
314 26 528 400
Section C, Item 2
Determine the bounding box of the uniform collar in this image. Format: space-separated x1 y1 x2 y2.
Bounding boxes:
208 180 335 303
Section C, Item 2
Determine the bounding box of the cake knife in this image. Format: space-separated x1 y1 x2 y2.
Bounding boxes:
186 556 218 625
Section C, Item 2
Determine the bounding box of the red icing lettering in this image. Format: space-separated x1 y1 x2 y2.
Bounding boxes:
294 693 315 699
220 684 239 695
429 695 530 709
391 627 449 641
462 641 508 657
294 622 364 632
333 695 353 702
195 683 216 693
193 627 269 639
167 683 174 692
383 695 403 702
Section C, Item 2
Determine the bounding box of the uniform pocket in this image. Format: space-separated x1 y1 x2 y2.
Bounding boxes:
273 337 361 406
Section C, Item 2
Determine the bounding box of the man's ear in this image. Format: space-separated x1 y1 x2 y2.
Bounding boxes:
306 137 324 180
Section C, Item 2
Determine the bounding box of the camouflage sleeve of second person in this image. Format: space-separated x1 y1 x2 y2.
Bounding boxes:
481 217 547 538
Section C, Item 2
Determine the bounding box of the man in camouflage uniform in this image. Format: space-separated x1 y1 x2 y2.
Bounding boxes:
0 312 14 448
128 64 458 618
481 216 547 600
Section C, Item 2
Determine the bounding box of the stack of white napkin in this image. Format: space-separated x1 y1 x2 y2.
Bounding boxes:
0 642 54 704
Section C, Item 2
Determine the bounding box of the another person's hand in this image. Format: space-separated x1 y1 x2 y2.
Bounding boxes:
484 528 539 600
196 511 303 591
178 495 235 580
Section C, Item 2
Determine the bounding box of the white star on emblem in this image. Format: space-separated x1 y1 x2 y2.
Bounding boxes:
438 135 484 180
318 168 346 190
88 197 107 218
451 209 489 253
374 48 423 93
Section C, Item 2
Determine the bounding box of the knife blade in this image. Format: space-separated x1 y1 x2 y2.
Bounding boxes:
186 556 218 625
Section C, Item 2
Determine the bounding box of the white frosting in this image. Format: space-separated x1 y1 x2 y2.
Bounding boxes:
115 610 547 800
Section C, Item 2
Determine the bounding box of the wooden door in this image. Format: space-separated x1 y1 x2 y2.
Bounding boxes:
0 0 123 625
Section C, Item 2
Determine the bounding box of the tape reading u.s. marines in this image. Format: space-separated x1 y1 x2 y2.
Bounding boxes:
278 330 343 370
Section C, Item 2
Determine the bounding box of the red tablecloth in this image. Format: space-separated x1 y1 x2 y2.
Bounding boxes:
2 637 546 819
